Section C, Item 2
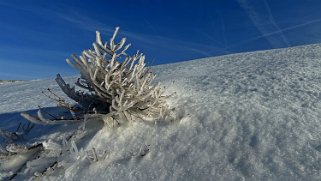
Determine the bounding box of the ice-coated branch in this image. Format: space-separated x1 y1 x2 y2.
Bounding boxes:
21 110 80 126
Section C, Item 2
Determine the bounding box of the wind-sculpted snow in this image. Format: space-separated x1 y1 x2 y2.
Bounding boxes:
2 44 321 180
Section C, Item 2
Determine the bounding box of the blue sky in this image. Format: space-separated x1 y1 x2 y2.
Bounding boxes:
1 0 321 80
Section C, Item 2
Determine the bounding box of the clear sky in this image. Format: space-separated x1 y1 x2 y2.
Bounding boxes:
1 0 321 80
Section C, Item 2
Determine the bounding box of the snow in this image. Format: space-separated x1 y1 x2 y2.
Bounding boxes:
2 43 321 180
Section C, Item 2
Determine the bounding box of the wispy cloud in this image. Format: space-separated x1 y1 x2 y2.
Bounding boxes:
219 13 228 49
50 9 230 59
1 1 232 61
52 10 116 34
230 17 321 49
0 58 69 80
0 45 69 58
236 0 289 48
263 0 290 47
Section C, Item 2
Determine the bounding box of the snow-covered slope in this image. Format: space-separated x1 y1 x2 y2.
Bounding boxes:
2 44 321 180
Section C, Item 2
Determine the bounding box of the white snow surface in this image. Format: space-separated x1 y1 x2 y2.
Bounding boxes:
2 44 321 180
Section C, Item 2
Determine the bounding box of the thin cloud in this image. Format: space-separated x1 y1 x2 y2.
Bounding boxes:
0 2 230 60
53 10 115 34
237 0 289 48
219 13 228 49
230 17 321 48
52 10 230 58
263 0 290 46
0 58 66 80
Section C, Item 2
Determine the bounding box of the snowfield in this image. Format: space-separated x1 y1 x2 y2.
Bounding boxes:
2 44 321 180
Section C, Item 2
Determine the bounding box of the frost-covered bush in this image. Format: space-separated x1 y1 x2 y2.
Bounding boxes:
22 27 169 126
4 27 169 179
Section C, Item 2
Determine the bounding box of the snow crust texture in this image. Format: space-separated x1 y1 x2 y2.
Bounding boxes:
2 44 321 180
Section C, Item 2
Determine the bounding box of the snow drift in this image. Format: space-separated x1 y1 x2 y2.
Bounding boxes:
2 43 321 180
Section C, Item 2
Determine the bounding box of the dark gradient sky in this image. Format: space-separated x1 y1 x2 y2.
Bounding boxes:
1 0 321 80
